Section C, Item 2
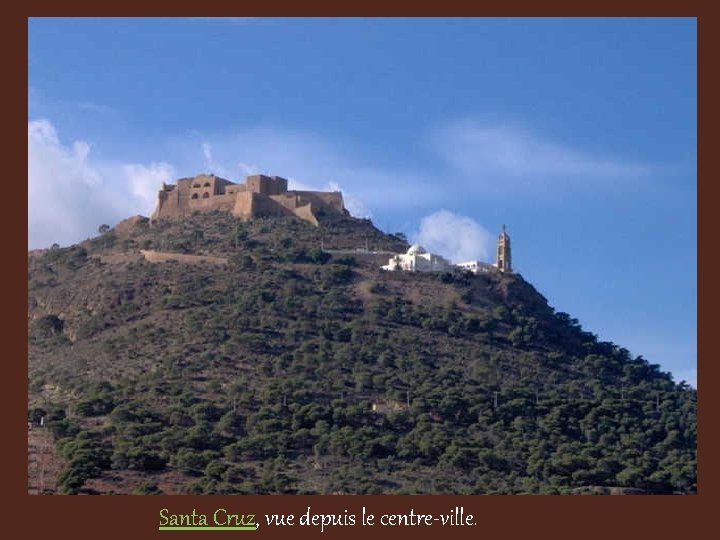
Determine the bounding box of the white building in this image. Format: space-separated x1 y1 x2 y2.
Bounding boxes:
380 227 513 275
381 244 451 272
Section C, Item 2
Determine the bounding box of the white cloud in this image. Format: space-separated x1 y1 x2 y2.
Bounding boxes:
327 181 372 218
201 142 231 177
432 119 652 186
28 119 173 248
202 142 214 170
413 210 492 263
29 119 115 248
123 162 176 216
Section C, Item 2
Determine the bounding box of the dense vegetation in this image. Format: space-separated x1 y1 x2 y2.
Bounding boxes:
27 212 696 494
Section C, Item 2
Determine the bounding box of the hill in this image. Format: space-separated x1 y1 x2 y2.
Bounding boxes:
27 211 696 495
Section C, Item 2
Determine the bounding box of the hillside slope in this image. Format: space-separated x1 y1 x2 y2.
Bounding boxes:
27 212 696 495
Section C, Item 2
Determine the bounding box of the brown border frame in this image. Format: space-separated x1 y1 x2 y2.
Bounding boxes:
17 5 709 540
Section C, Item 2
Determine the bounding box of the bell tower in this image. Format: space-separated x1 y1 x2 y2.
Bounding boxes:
496 225 512 273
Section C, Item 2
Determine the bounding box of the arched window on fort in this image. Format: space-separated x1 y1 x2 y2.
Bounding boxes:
191 193 199 199
203 182 211 187
202 192 210 199
193 184 201 188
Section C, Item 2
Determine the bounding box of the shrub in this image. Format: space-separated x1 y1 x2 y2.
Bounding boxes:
34 315 64 337
134 482 162 495
174 448 211 476
322 265 354 286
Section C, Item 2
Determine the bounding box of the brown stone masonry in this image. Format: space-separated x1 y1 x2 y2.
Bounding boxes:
151 173 345 226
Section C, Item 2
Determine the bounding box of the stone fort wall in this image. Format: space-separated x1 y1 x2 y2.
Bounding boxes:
151 173 345 226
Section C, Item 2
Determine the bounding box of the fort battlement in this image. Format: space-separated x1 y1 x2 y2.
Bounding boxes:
151 173 346 226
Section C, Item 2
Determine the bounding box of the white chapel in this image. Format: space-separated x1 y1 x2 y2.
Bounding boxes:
380 226 513 274
381 244 452 272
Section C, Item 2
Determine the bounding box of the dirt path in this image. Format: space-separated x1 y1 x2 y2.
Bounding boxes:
140 250 228 265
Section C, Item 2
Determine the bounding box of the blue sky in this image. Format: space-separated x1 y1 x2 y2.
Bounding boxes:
28 17 697 386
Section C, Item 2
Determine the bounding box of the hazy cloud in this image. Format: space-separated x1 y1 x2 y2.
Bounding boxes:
202 142 214 170
174 127 439 216
37 117 644 250
201 142 231 177
237 162 261 176
413 210 493 263
327 181 372 219
76 101 116 115
123 162 176 216
432 120 652 187
287 177 372 219
29 87 120 121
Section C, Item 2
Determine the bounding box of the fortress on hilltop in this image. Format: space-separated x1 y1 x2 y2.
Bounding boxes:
151 173 346 226
149 171 514 274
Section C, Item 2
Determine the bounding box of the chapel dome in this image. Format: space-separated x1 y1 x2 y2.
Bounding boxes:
407 244 427 255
